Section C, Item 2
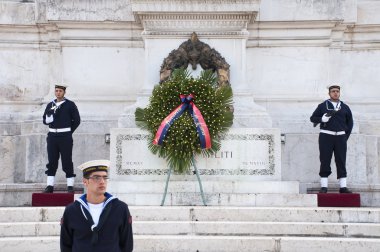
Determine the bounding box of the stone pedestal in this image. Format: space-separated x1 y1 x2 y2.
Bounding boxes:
108 128 316 206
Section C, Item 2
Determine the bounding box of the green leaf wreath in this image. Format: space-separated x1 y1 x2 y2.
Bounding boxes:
135 68 233 173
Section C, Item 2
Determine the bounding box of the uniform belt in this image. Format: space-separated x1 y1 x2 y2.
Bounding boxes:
320 129 345 135
49 127 71 133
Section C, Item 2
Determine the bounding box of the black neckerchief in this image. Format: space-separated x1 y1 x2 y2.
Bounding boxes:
90 201 113 245
78 200 114 246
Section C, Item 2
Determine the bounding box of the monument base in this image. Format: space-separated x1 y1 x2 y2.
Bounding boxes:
109 127 316 206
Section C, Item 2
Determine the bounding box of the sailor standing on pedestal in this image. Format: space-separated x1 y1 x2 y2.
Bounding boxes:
42 84 81 193
310 84 354 193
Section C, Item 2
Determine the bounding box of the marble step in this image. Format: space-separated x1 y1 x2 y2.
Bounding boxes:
1 221 380 238
1 235 380 252
134 221 380 237
0 222 60 237
1 206 380 223
137 235 380 252
108 180 301 194
117 192 317 206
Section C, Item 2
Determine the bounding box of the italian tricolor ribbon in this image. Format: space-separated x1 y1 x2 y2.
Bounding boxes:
153 94 211 149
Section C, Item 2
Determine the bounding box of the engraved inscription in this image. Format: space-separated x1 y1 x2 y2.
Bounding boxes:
213 151 233 159
115 131 277 176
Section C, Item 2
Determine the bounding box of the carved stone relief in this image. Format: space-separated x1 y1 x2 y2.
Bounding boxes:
159 32 230 87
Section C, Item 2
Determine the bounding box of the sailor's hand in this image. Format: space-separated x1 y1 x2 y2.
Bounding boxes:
45 115 54 124
321 113 331 123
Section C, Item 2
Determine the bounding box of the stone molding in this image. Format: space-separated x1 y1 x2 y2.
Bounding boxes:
136 13 256 36
131 0 259 36
247 21 342 47
140 13 253 30
131 0 260 13
0 22 144 49
55 22 144 48
2 1 380 49
343 24 380 50
246 21 380 49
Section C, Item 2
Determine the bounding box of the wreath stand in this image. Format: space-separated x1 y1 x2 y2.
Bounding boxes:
160 156 207 206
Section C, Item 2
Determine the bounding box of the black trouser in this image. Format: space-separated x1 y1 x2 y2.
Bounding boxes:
46 132 76 178
319 133 347 179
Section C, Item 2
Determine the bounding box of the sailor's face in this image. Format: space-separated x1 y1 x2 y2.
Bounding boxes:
55 88 65 100
329 88 340 101
84 171 108 195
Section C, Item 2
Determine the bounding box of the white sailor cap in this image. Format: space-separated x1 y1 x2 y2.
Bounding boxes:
327 84 340 91
77 160 110 177
55 84 68 90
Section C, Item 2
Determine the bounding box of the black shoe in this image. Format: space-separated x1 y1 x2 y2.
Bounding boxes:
319 187 328 193
67 186 74 193
43 185 54 193
339 187 352 193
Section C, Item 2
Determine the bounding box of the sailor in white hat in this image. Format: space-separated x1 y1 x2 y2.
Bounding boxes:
43 84 81 193
60 160 133 251
310 84 354 194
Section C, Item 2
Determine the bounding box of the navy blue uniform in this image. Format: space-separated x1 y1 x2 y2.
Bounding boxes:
60 193 133 252
43 98 80 178
310 100 353 178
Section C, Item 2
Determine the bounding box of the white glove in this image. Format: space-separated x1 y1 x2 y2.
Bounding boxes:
321 113 331 123
45 115 54 124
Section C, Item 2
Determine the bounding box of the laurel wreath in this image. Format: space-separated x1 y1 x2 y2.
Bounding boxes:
135 68 233 173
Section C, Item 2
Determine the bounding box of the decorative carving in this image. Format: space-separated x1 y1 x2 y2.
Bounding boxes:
131 0 260 13
115 132 276 176
139 13 253 31
159 32 230 86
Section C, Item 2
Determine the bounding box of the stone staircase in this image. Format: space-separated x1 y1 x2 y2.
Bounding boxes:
1 206 380 252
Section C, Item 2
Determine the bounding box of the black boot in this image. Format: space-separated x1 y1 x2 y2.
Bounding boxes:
339 187 352 193
67 186 74 193
43 185 54 193
319 187 328 193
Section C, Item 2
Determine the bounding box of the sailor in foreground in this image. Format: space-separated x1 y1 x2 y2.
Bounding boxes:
310 84 354 193
43 84 81 193
60 160 133 252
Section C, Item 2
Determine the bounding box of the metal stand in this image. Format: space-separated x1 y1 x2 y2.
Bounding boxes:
192 156 207 206
160 165 172 206
160 156 207 206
